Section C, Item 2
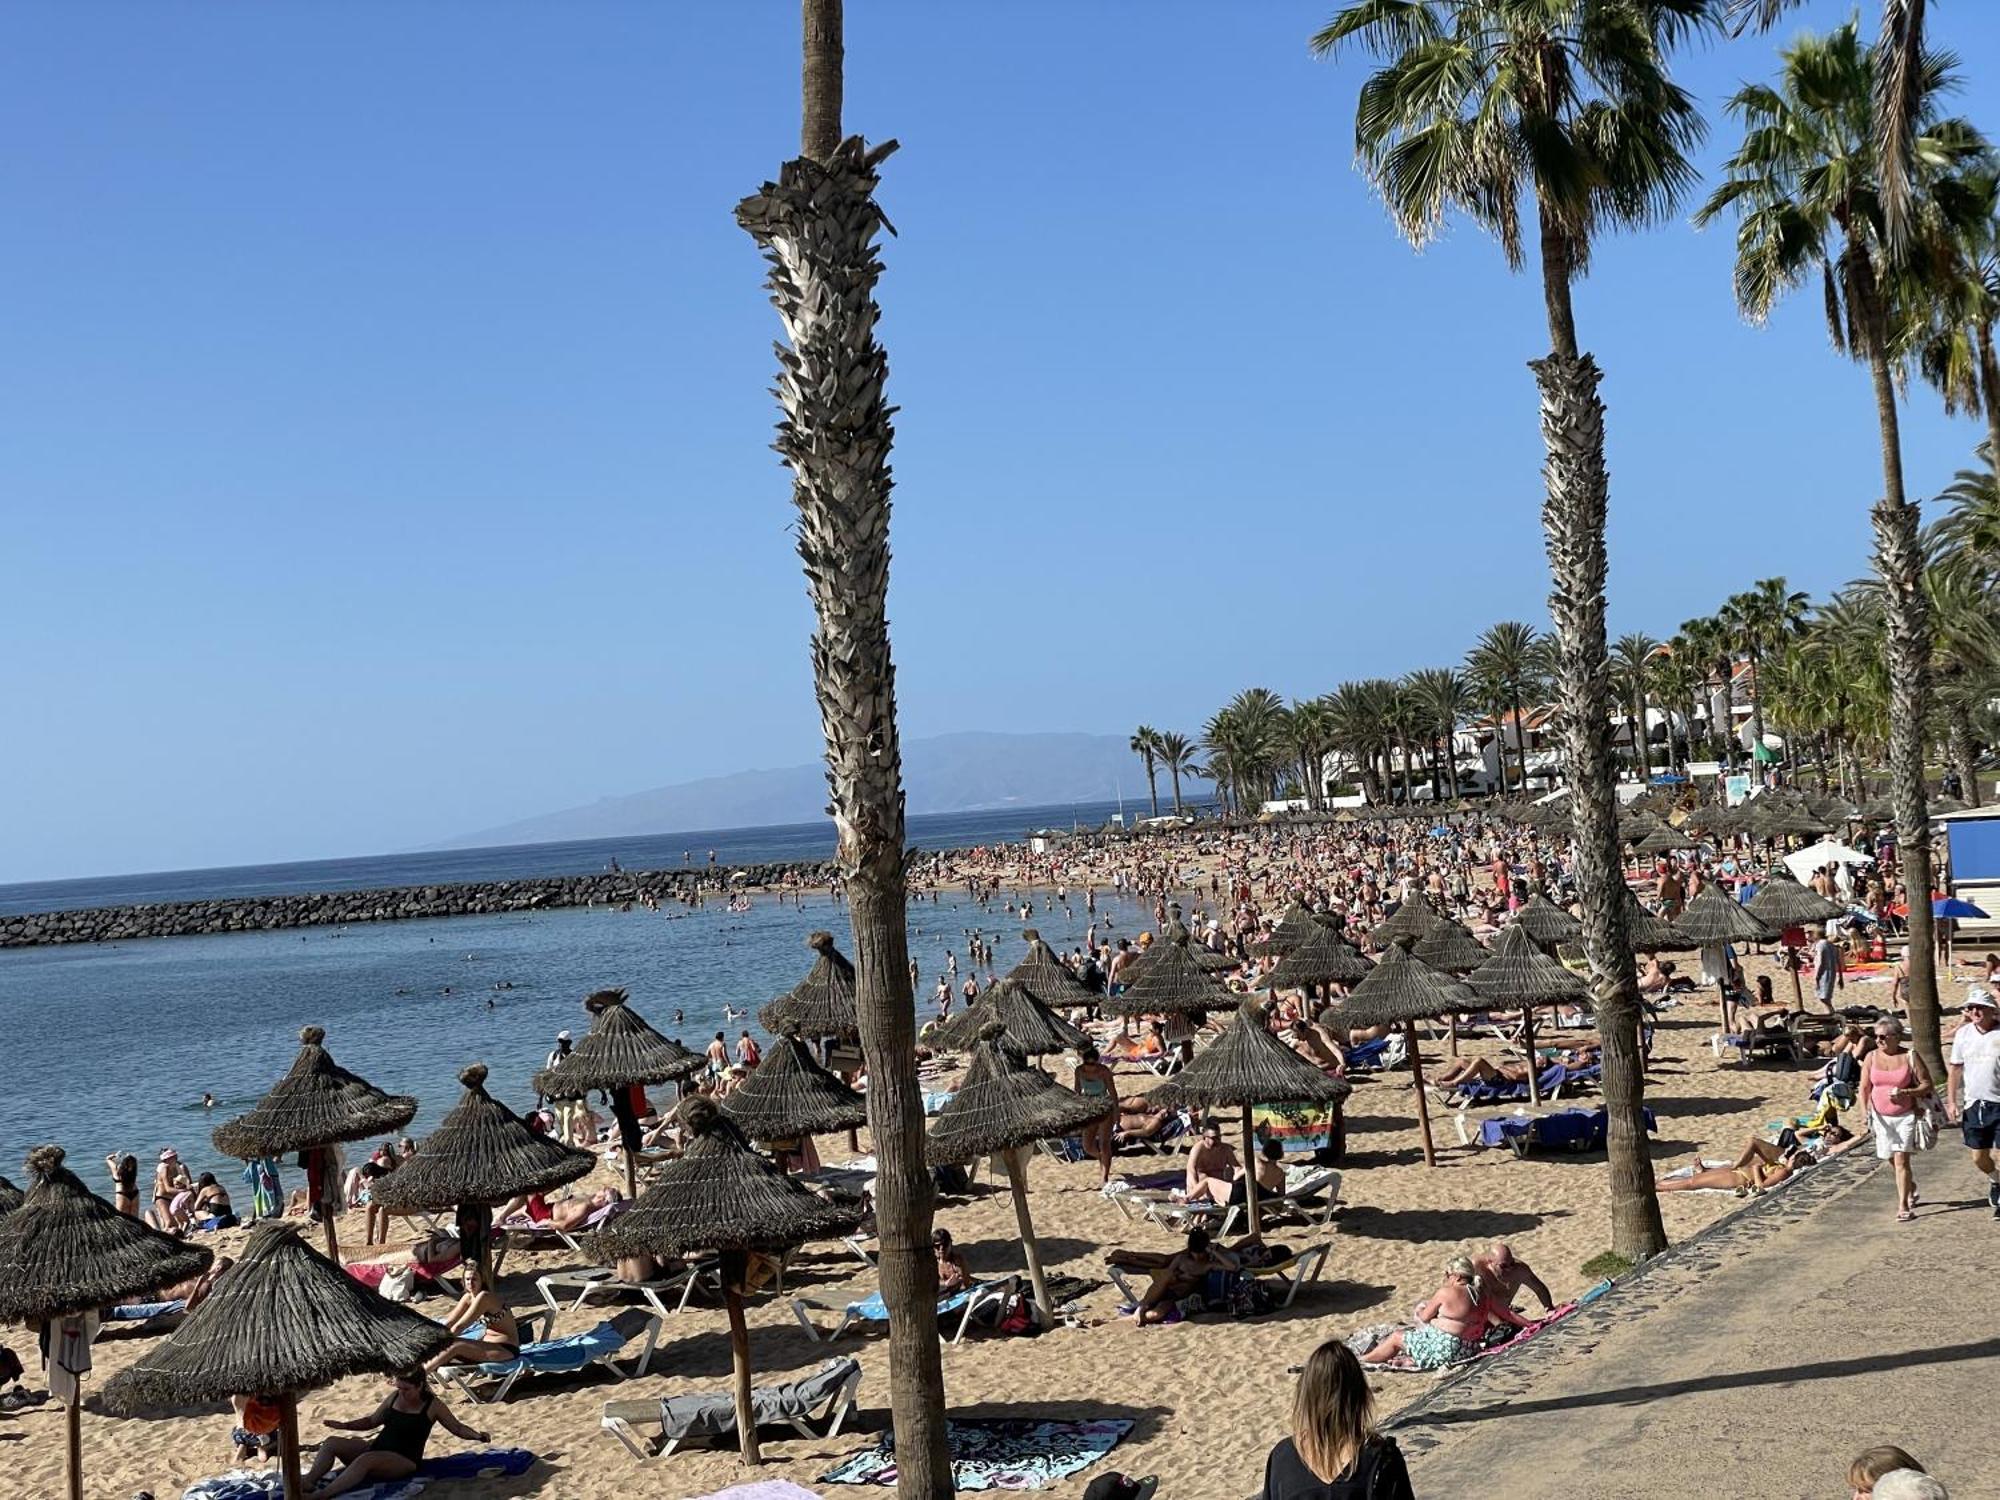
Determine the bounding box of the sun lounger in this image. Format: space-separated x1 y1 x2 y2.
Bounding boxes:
1265 1167 1342 1225
791 1277 1017 1344
496 1198 628 1259
437 1306 662 1404
534 1258 721 1318
1105 1241 1331 1311
600 1356 863 1459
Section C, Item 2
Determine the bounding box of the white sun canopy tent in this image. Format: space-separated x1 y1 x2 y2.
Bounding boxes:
1783 840 1874 889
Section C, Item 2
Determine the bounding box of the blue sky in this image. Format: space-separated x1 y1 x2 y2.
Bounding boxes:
4 1 1997 883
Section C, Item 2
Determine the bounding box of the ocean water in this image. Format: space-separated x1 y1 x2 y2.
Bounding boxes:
0 796 1205 917
0 883 1161 1195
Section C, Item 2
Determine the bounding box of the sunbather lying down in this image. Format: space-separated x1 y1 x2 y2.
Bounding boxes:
1654 1123 1856 1194
1431 1057 1531 1090
1113 1096 1176 1144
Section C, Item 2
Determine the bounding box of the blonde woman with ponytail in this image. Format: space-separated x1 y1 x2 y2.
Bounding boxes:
1260 1340 1414 1499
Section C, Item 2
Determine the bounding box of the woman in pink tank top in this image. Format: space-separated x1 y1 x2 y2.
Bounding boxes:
1861 1017 1934 1222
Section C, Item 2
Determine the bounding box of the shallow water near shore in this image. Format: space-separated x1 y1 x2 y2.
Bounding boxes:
0 886 1157 1190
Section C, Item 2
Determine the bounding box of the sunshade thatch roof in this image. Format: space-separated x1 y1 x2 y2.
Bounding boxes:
927 1025 1113 1164
212 1026 416 1162
1151 919 1238 972
0 1176 21 1217
0 1147 212 1322
1511 894 1583 944
1464 923 1589 1007
1257 924 1375 991
720 1035 868 1140
1335 944 1480 1029
1003 929 1095 1010
1744 870 1847 926
1255 903 1323 957
533 988 702 1099
1672 883 1777 945
1370 892 1440 949
589 1098 863 1258
1103 933 1238 1017
1633 823 1696 855
932 978 1087 1056
1411 918 1491 974
1150 1001 1352 1111
1622 889 1696 952
757 931 859 1037
102 1223 452 1411
369 1064 596 1212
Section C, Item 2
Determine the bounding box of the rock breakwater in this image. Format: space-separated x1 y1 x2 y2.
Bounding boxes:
0 862 840 948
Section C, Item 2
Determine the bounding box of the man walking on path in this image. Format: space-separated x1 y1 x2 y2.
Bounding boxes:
1947 988 2000 1217
1813 925 1845 1013
542 1030 578 1141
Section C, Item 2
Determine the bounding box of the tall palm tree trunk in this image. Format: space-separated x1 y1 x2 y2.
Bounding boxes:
1746 647 1767 778
1531 259 1665 1258
736 10 953 1490
1977 321 2000 481
1169 764 1184 814
1508 688 1529 792
1144 758 1160 819
1946 700 1981 809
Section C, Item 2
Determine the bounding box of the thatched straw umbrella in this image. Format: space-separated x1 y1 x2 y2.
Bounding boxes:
1142 917 1237 974
1673 884 1777 1031
0 1175 21 1216
1464 925 1588 1106
1633 823 1696 856
591 1097 861 1463
369 1064 595 1283
1368 892 1440 949
932 977 1087 1058
1149 1000 1351 1232
1621 889 1694 953
1412 919 1491 1057
1337 947 1479 1168
721 1033 869 1147
1745 871 1847 1007
1511 893 1583 947
0 1146 213 1500
533 988 703 1197
1256 923 1374 997
1004 928 1096 1011
928 1024 1109 1318
1103 931 1238 1018
103 1223 454 1499
1256 902 1323 958
757 930 860 1039
213 1025 416 1263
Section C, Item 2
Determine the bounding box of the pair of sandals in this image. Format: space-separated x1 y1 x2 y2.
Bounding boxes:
0 1387 49 1413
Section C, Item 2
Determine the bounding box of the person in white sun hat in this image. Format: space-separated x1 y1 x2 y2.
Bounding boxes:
1947 987 2000 1219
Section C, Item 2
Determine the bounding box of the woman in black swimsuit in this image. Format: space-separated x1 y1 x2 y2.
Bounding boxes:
305 1368 487 1497
104 1154 140 1218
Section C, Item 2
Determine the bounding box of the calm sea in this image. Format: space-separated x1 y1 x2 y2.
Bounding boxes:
0 803 1178 1196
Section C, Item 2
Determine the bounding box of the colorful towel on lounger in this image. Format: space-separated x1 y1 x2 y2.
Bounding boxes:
180 1447 534 1499
1252 1101 1334 1153
820 1418 1134 1490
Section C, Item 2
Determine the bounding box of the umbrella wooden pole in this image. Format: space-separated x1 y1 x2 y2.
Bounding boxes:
1406 1023 1437 1168
722 1251 759 1463
1240 1110 1261 1237
64 1392 81 1500
278 1393 304 1500
323 1213 340 1267
1002 1148 1053 1320
1523 1007 1540 1107
1448 1011 1459 1058
623 1150 639 1202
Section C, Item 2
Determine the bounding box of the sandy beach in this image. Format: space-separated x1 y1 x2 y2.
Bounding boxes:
11 943 1887 1500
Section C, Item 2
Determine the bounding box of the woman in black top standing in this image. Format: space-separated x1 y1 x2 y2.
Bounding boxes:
1261 1340 1414 1500
304 1368 487 1497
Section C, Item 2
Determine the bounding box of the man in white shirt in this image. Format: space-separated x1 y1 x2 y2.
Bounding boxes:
1946 987 2000 1218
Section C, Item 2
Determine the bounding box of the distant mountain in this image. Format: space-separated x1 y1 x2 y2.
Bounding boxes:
433 731 1211 849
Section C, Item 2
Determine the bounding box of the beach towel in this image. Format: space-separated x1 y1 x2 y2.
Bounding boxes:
178 1448 533 1500
690 1484 825 1500
820 1418 1134 1490
1252 1101 1334 1154
1351 1299 1588 1373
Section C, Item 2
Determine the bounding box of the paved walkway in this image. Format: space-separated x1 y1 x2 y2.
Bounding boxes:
1394 1149 1999 1499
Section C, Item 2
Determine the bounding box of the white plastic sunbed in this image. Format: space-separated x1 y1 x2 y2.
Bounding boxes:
435 1306 662 1404
791 1277 1017 1345
1106 1241 1332 1311
600 1356 863 1459
534 1258 722 1319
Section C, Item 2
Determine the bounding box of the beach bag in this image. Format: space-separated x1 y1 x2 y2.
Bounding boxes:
377 1265 417 1303
1911 1103 1939 1152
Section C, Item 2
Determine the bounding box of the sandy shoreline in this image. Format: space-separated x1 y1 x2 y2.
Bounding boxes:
12 944 1886 1500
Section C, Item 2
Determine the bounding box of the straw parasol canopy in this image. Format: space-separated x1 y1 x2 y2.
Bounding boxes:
721 1034 868 1141
1744 870 1846 927
932 978 1087 1056
212 1025 416 1161
0 1175 21 1216
532 988 703 1099
1103 932 1239 1017
103 1222 454 1499
1465 924 1589 1008
1411 918 1491 974
1256 902 1323 957
369 1064 595 1278
1149 918 1237 973
1673 883 1777 946
1621 889 1695 952
1369 891 1441 949
1334 947 1478 1168
590 1096 863 1463
1004 928 1096 1010
757 931 859 1037
1150 999 1350 1230
1257 924 1375 991
1633 823 1696 855
0 1146 215 1500
1512 894 1583 945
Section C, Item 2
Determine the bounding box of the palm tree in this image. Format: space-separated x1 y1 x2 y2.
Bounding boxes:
1154 730 1200 814
1465 622 1548 798
1697 20 1987 1083
1130 726 1163 818
1317 0 1716 1258
1406 667 1473 799
734 3 949 1486
1610 633 1661 775
1653 636 1705 773
1288 698 1338 808
1326 680 1391 804
1676 613 1736 763
1913 171 2000 478
1721 579 1809 772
